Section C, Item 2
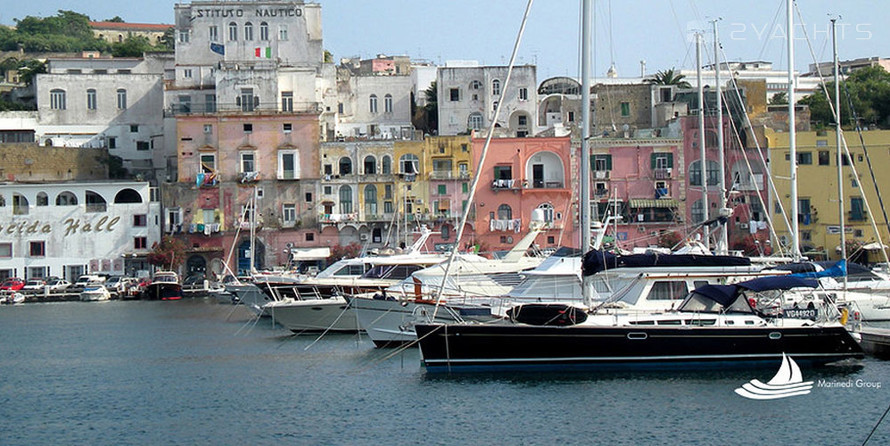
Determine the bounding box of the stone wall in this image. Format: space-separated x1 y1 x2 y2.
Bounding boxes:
0 143 108 181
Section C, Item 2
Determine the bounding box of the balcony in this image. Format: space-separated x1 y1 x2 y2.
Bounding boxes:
654 169 672 180
594 188 610 198
239 171 260 183
165 101 322 117
491 178 519 191
197 171 218 187
530 180 564 189
594 170 610 180
490 218 522 232
430 171 471 180
319 213 358 224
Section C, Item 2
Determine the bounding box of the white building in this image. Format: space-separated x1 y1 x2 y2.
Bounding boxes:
335 70 414 140
0 182 161 281
437 63 538 137
35 56 170 177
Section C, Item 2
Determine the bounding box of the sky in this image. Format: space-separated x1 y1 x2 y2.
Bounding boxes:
1 1 886 80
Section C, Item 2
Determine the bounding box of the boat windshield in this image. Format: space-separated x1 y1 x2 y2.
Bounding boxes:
677 290 755 314
362 264 423 280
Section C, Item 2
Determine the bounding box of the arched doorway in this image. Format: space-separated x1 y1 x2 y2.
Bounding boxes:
237 239 265 275
186 255 207 278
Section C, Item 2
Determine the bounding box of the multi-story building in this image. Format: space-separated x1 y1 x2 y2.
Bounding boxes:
766 128 890 261
0 181 160 281
335 57 414 140
437 62 537 137
35 55 171 178
472 136 575 252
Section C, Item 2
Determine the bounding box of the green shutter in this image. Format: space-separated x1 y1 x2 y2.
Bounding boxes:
650 154 656 169
667 153 674 168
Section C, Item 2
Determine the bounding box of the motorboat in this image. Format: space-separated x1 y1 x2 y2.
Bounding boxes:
141 272 183 301
80 286 111 302
1 291 25 305
415 276 864 372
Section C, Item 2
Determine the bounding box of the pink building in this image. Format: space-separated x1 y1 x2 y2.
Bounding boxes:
471 137 577 253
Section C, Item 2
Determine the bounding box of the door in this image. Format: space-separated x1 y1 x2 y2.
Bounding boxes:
533 164 544 188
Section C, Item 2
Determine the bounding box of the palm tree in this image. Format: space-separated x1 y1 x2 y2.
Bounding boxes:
646 68 691 88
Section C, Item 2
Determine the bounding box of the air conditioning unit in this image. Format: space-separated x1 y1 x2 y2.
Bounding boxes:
739 223 749 230
359 234 369 241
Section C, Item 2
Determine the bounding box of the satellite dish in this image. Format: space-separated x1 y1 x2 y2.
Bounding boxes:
210 258 225 277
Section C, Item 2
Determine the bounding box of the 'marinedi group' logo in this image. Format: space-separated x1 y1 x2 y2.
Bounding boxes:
735 353 813 400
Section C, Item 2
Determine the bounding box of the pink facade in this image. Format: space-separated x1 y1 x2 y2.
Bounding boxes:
471 137 577 252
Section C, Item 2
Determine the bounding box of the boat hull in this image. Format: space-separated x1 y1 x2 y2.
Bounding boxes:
266 296 361 333
414 323 864 372
142 283 183 301
351 297 493 347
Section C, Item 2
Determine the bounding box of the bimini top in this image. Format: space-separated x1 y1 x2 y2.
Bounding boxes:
581 249 751 276
689 276 819 307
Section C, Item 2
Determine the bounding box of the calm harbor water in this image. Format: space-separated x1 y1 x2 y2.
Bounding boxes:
1 299 888 445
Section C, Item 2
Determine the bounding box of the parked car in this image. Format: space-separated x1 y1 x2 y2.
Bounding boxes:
70 275 105 292
0 278 25 291
21 279 47 294
104 277 135 295
46 278 71 293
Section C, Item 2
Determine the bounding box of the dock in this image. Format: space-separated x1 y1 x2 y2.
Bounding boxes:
859 327 890 359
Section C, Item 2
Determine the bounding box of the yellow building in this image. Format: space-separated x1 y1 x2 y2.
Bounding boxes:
767 128 890 261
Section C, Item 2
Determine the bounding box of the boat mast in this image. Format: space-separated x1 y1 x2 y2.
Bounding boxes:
832 17 847 285
696 32 710 248
250 185 257 275
580 0 593 307
787 0 801 261
712 19 728 254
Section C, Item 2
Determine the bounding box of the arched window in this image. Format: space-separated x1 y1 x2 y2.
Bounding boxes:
244 22 254 41
381 155 392 174
50 89 66 110
689 160 720 186
228 22 238 41
400 154 419 174
339 157 353 175
117 89 127 110
56 191 77 206
467 112 484 130
537 203 555 222
339 185 353 214
36 192 48 206
12 193 29 215
364 155 377 174
0 193 5 207
114 189 143 203
369 94 378 113
85 190 107 213
470 80 482 90
260 22 269 40
364 185 378 215
492 79 501 96
497 204 513 220
384 94 393 113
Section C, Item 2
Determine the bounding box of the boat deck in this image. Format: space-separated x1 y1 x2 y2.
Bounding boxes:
859 327 890 359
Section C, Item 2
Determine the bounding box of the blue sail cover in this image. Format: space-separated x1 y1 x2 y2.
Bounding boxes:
582 249 751 276
789 260 847 279
693 276 819 306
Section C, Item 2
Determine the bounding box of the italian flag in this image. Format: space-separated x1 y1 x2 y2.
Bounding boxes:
255 47 272 58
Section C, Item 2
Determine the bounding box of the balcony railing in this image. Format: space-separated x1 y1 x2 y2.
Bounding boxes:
491 179 518 190
319 213 358 223
430 171 471 180
490 218 521 232
165 101 322 117
654 169 672 180
594 170 610 180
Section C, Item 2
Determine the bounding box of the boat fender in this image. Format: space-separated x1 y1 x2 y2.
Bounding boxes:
840 308 849 326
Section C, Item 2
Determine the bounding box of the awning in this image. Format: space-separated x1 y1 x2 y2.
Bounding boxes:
862 242 889 251
629 198 679 208
290 247 331 261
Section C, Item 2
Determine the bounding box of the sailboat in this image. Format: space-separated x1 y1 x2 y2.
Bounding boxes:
413 0 863 373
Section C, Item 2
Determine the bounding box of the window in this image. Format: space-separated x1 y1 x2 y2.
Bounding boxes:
239 88 256 112
493 165 513 180
282 91 293 112
384 94 393 113
200 153 216 173
86 89 97 110
384 185 393 199
133 214 147 227
818 151 830 165
651 153 674 170
183 69 192 79
850 197 866 221
384 201 394 213
364 156 377 174
279 25 288 40
244 22 254 41
56 191 77 206
797 152 813 165
450 88 460 102
283 123 292 133
649 281 689 301
437 185 447 195
0 243 10 258
283 204 296 226
204 124 213 134
339 157 353 175
692 199 705 223
497 204 513 220
240 152 256 173
689 160 719 186
228 22 238 41
305 233 315 242
279 151 298 180
243 123 253 133
519 87 528 101
50 89 66 110
382 155 392 174
470 80 482 90
620 102 630 117
134 237 147 250
492 79 501 95
178 95 191 113
365 185 378 215
130 124 139 133
468 113 483 130
136 141 150 151
537 203 554 222
369 94 378 113
36 192 48 206
400 154 420 174
518 115 527 126
85 191 107 213
339 185 353 213
205 94 217 113
260 22 269 40
107 137 117 149
178 30 189 43
209 25 218 42
459 163 469 177
30 241 45 257
117 89 127 109
462 183 469 193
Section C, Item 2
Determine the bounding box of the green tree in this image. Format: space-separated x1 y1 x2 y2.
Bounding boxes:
413 81 438 135
111 35 154 57
147 236 188 271
157 27 175 51
645 68 691 88
17 59 45 85
105 16 125 23
323 50 333 64
799 66 890 128
768 91 788 105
